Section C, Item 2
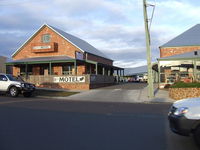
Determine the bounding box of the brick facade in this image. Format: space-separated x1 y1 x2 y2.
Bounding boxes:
12 25 113 77
39 83 90 90
160 46 200 58
10 24 116 90
13 26 83 60
87 53 113 66
0 56 7 73
13 66 20 76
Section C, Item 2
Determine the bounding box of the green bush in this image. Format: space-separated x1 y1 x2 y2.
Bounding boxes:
170 82 200 88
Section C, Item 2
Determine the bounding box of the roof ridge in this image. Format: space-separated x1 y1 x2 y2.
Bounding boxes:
47 24 111 60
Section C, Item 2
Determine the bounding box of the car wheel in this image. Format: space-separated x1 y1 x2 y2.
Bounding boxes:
194 126 200 146
23 92 32 97
9 86 19 97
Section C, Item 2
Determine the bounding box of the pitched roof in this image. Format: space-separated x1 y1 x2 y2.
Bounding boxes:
158 50 200 60
160 24 200 47
12 24 111 60
124 65 147 76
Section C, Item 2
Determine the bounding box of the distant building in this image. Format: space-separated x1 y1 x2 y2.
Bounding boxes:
158 24 200 88
0 56 7 73
124 65 158 82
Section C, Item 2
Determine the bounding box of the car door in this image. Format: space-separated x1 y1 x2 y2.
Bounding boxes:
0 75 10 91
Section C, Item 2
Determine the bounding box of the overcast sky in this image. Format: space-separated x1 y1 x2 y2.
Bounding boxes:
1 0 200 68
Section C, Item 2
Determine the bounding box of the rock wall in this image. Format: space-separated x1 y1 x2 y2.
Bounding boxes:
169 88 200 100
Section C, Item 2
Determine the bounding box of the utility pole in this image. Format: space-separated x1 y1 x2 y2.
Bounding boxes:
143 0 154 98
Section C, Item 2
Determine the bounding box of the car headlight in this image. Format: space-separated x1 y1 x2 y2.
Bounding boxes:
21 83 25 87
174 107 188 116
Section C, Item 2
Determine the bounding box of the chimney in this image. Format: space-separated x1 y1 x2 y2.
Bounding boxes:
194 51 198 56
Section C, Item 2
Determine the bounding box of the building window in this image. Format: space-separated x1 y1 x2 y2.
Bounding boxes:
62 65 73 75
41 34 51 43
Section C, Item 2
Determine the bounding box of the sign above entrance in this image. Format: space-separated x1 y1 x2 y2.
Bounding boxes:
54 76 85 83
31 42 56 53
33 45 51 50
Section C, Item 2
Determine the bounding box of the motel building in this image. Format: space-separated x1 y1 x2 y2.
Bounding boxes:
158 24 200 88
6 24 124 90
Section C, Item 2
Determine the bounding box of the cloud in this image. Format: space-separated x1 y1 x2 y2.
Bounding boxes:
0 0 200 68
114 59 147 68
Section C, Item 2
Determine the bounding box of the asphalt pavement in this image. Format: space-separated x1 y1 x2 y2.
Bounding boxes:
61 83 173 103
0 96 199 150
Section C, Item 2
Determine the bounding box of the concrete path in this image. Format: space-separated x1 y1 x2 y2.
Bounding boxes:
61 83 174 103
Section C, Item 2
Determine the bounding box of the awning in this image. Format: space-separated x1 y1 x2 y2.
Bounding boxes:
6 56 76 65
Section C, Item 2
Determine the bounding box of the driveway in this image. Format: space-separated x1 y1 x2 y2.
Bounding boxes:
63 83 172 103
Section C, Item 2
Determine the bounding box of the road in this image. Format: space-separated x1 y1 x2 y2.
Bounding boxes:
0 96 198 150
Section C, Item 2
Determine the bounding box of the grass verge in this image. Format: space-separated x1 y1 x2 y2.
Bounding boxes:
170 82 200 88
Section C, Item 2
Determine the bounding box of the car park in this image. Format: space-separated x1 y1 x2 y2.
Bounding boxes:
168 97 200 145
0 74 35 97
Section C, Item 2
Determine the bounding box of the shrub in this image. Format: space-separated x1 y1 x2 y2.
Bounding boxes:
170 82 200 88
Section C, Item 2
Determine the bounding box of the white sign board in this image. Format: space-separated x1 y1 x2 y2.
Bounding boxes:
54 76 85 83
33 45 51 50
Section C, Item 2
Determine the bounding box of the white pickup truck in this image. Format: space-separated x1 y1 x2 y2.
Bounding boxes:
0 73 35 97
168 97 200 145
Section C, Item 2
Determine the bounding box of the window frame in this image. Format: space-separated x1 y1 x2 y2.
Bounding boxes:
41 34 51 43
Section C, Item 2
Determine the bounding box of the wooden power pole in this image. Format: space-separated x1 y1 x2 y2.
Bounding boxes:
143 0 154 98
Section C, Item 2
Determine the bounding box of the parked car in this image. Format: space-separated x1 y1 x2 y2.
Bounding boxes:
168 97 200 145
0 74 35 97
135 74 148 82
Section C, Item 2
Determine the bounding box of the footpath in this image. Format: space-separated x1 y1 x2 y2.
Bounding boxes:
45 84 174 103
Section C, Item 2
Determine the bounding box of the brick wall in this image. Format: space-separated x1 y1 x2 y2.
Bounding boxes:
13 66 20 76
53 65 62 75
32 66 40 75
77 65 86 75
160 46 200 58
13 26 113 67
0 56 7 73
13 26 83 60
39 83 90 90
87 53 113 65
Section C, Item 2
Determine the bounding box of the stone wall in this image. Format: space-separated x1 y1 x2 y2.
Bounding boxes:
169 88 200 100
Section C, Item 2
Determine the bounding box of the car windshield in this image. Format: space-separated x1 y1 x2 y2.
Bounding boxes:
6 75 24 82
